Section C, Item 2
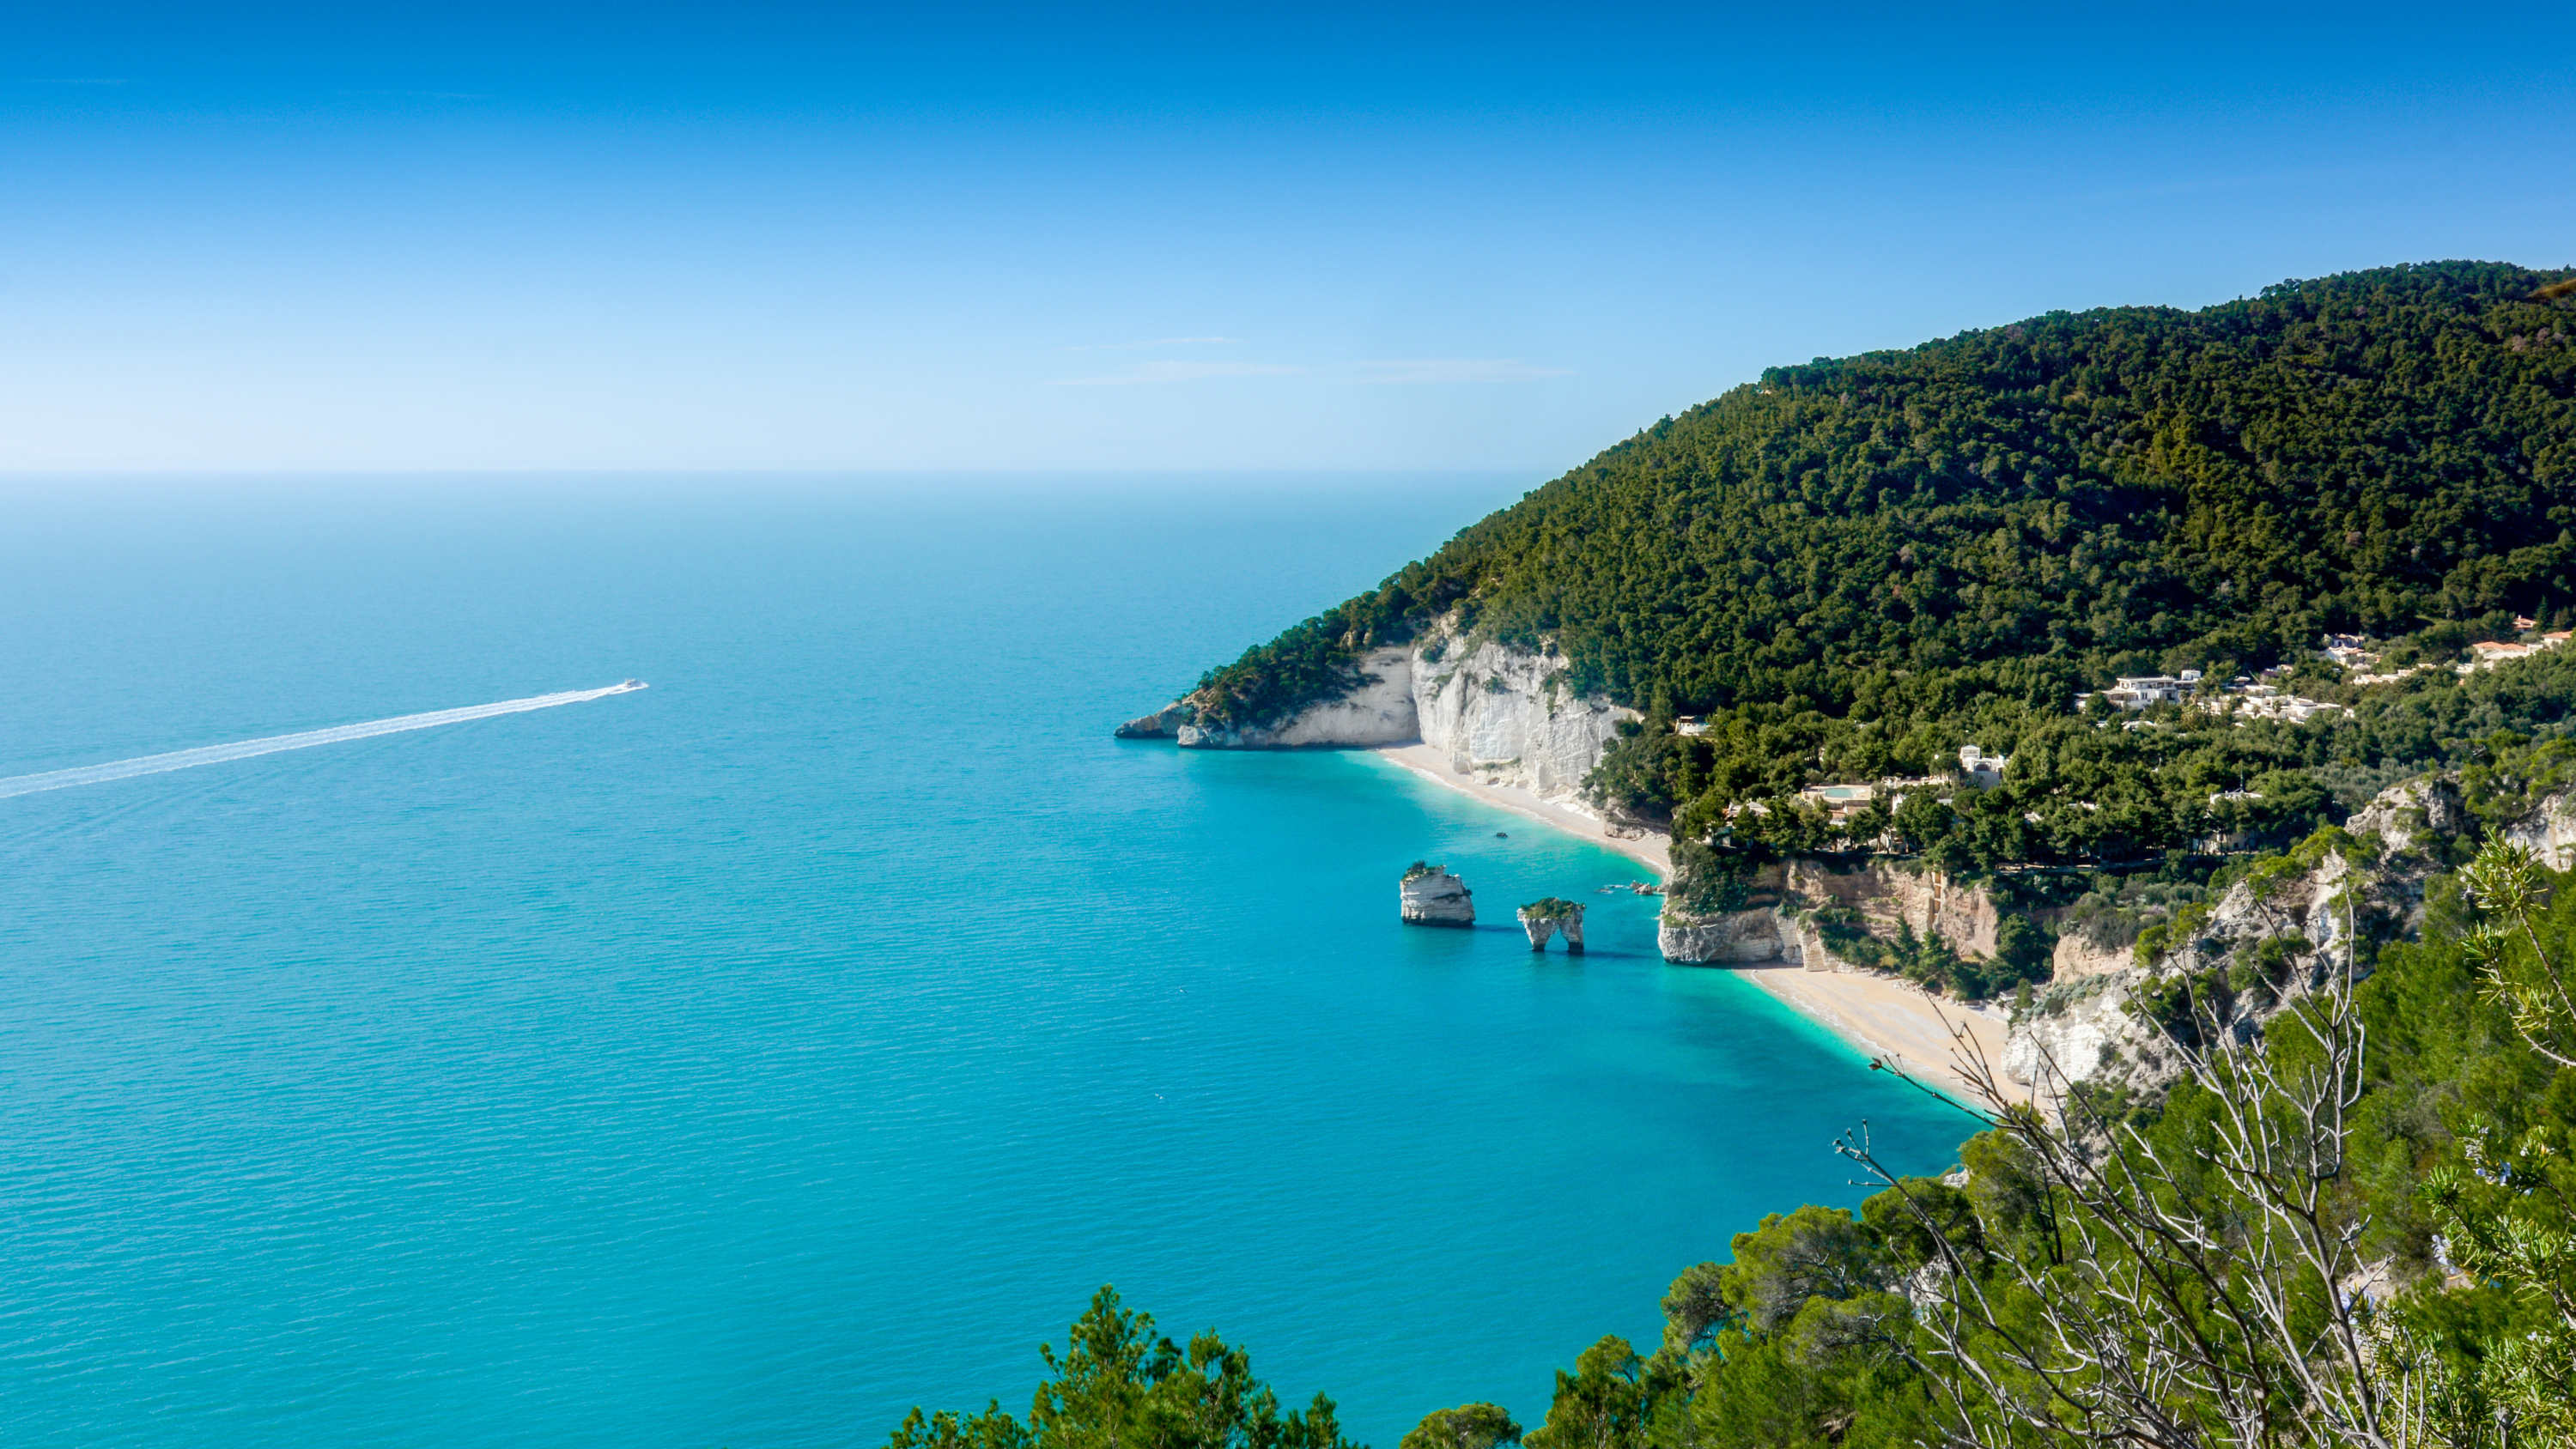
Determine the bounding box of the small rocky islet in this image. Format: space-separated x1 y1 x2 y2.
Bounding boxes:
1393 865 1587 953
1396 862 1473 926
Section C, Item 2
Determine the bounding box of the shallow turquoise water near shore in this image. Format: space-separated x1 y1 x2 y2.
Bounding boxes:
0 477 1969 1447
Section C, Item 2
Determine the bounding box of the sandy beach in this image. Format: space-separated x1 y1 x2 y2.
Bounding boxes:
1375 743 2024 1106
1377 743 1671 874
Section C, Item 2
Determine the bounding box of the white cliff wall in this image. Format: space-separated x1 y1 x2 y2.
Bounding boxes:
1264 647 1419 747
2502 790 2576 870
2001 977 2136 1088
1405 627 1637 807
1176 646 1419 749
1169 624 1637 813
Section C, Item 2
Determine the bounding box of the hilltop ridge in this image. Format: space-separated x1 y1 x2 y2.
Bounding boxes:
1141 260 2576 877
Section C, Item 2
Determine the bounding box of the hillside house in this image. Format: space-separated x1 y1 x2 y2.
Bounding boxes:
2458 631 2570 673
1798 783 1876 825
2320 633 2380 669
1795 776 1945 826
1958 744 2008 788
2470 641 2537 668
2099 675 2188 710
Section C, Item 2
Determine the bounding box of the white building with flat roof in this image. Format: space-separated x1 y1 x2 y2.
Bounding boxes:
2099 675 2185 710
1958 745 2008 787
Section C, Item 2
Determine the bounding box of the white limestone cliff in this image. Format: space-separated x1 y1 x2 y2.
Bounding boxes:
2500 788 2576 869
1407 627 1634 806
1146 619 1637 813
1658 907 1795 964
2002 774 2460 1097
2000 974 2136 1088
1175 646 1421 749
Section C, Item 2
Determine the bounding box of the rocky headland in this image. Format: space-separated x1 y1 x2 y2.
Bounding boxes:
1117 615 1635 814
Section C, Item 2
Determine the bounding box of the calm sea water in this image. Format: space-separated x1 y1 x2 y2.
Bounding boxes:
0 476 1968 1448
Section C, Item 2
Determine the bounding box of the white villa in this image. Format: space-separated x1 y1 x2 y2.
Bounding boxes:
1795 775 1947 826
2091 671 2198 711
1958 744 2008 787
2460 631 2572 673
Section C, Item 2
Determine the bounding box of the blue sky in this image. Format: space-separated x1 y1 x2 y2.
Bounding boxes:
4 2 2572 472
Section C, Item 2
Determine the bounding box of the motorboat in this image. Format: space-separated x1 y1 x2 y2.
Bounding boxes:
621 678 648 690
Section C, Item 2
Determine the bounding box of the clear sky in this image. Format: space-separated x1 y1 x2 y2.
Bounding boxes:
5 1 2572 473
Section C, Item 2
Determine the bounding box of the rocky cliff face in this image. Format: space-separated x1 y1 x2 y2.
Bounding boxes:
1115 702 1194 739
2048 931 2131 980
2002 776 2460 1100
1656 859 1999 970
2500 787 2576 869
1657 861 1792 963
2003 868 2365 1103
2350 775 2469 864
1999 975 2136 1088
1659 906 1796 964
1175 646 1421 749
1787 859 2000 960
1400 867 1474 926
1134 619 1637 811
1406 627 1634 805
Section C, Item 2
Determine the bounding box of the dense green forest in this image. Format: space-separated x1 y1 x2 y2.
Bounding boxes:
1182 262 2576 870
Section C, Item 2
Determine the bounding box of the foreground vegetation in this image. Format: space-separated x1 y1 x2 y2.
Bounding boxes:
886 836 2576 1449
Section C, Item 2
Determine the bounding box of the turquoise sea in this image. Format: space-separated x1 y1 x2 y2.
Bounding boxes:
0 477 1969 1447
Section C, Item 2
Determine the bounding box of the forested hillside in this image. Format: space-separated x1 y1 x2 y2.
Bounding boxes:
1185 262 2576 865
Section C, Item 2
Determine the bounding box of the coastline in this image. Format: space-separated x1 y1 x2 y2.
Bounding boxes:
1376 743 1671 875
1371 743 2026 1106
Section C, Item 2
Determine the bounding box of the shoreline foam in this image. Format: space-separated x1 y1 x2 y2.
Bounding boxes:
1372 743 2026 1106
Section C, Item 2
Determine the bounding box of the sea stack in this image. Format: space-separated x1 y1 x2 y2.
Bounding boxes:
1400 863 1474 926
1517 899 1585 952
1517 911 1557 951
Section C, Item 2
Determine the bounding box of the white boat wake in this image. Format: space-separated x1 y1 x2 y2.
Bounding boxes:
0 681 648 801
